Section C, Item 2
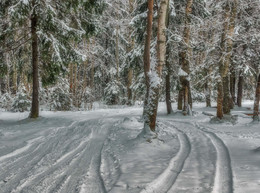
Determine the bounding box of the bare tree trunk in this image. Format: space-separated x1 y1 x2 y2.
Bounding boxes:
30 2 39 118
253 74 260 121
237 70 243 107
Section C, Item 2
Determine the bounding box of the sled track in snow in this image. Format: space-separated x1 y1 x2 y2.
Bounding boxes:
195 123 233 193
141 123 191 193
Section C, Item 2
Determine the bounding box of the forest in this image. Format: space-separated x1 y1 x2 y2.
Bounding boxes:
0 0 260 192
0 0 260 128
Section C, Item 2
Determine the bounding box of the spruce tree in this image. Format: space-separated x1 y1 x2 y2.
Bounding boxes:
1 0 104 118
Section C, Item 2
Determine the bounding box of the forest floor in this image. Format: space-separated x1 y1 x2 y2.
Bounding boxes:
0 101 259 193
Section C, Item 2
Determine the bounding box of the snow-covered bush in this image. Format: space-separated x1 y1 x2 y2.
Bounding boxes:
50 79 72 111
81 87 95 110
11 85 31 112
0 92 14 111
104 80 125 105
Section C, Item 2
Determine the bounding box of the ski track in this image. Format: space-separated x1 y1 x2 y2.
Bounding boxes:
0 118 117 193
141 123 191 193
195 123 233 193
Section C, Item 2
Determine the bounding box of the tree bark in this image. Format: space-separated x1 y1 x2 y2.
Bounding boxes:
30 3 39 118
253 74 260 121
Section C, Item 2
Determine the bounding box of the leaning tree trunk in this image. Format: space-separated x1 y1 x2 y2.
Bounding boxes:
253 74 260 121
30 4 39 118
179 0 193 115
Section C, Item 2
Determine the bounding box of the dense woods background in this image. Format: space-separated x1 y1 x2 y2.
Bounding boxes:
0 0 260 130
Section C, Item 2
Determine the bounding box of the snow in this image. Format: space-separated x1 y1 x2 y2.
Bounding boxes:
0 101 260 193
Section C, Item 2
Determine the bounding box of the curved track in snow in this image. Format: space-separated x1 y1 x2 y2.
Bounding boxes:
141 124 191 193
142 120 234 193
0 109 234 193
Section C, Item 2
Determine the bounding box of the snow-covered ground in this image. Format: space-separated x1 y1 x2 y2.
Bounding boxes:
0 101 259 193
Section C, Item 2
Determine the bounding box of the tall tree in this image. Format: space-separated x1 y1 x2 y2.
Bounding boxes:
216 0 238 118
143 0 169 131
178 0 193 115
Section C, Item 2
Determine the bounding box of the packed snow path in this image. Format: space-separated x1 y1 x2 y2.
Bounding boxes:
0 104 259 193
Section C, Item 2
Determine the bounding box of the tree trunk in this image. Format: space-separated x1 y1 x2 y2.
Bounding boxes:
30 4 39 118
12 63 17 94
217 0 237 118
116 23 120 82
230 66 236 104
127 0 134 105
143 0 154 130
165 1 172 114
4 52 10 94
178 88 184 110
223 76 231 114
179 0 193 115
253 74 260 121
237 70 243 107
205 81 211 107
143 0 169 131
217 79 224 119
127 69 133 105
